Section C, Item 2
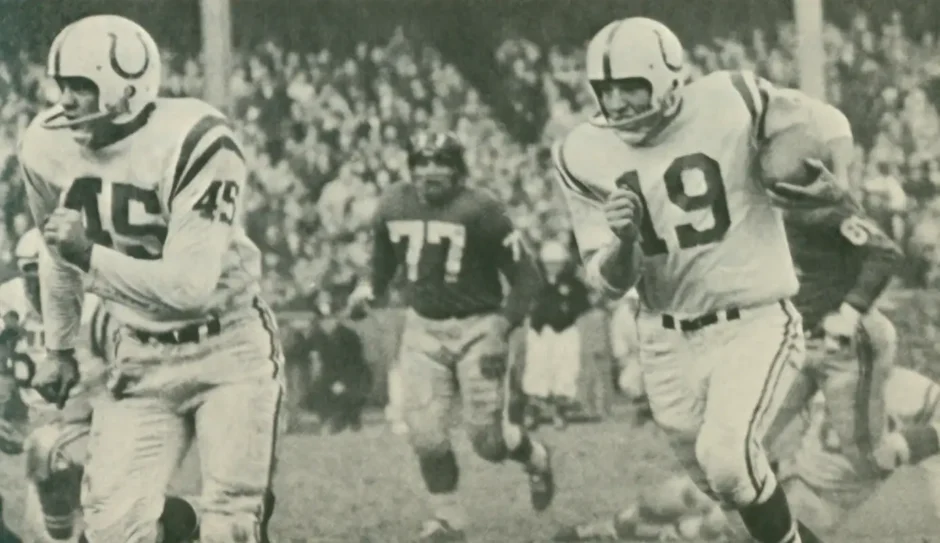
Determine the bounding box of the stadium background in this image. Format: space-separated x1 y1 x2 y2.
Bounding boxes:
1 0 940 540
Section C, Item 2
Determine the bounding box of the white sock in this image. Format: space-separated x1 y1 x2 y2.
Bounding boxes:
429 492 467 530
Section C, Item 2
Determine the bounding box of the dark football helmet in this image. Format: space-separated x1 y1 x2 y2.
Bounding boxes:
407 131 467 205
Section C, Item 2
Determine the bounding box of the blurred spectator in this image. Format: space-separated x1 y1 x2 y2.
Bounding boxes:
308 291 372 435
522 241 590 429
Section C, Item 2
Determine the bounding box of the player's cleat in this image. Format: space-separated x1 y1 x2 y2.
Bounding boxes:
418 518 467 542
159 495 200 543
527 443 555 512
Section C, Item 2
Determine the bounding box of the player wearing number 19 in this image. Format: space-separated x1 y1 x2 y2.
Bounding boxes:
552 17 853 543
18 15 281 543
348 131 553 542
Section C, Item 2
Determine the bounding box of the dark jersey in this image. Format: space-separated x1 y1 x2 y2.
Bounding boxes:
786 200 901 332
371 183 540 325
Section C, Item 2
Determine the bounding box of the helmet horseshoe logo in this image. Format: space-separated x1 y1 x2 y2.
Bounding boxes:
654 29 684 73
108 32 149 80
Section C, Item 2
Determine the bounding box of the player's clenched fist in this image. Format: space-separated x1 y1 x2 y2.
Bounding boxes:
42 208 93 271
604 188 644 242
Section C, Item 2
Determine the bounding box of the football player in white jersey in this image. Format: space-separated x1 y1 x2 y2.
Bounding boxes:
553 366 940 541
552 17 854 543
18 15 282 543
0 229 201 543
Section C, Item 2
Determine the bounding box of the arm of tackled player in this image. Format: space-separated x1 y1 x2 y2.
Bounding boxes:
19 157 84 351
840 214 902 316
83 133 247 314
490 203 543 335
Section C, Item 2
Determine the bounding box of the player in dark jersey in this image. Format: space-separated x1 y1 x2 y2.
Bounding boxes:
782 197 904 475
348 131 553 542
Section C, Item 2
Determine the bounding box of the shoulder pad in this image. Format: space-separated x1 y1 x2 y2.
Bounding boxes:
551 124 619 203
160 98 244 208
18 107 67 169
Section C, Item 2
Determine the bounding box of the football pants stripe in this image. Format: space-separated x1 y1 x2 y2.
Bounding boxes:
169 115 229 202
853 322 884 474
744 300 801 494
253 297 283 380
551 140 604 203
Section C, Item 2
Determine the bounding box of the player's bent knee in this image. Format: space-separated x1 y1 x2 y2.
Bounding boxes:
694 431 768 505
469 423 508 463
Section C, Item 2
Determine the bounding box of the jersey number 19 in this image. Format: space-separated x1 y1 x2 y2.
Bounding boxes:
616 152 731 256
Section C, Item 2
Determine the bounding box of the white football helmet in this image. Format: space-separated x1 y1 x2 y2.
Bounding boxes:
585 17 687 143
43 15 161 130
14 228 43 274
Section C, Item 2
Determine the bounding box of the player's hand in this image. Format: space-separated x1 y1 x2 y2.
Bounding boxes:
42 208 94 272
768 158 845 210
822 303 861 351
345 283 375 321
604 188 644 242
32 349 80 410
479 316 511 380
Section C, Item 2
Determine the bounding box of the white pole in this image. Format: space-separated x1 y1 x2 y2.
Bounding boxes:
793 0 827 100
199 0 232 111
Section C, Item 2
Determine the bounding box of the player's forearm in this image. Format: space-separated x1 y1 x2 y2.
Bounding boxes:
39 249 84 351
86 245 221 314
844 241 902 313
585 240 640 299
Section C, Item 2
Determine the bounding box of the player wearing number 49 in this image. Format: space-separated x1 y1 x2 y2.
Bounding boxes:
18 15 280 543
552 17 856 543
347 131 553 543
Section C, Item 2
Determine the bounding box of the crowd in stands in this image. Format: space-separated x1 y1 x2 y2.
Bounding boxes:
1 10 940 303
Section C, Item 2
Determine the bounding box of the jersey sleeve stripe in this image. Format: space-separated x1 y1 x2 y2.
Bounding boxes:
170 115 229 200
168 135 245 210
551 140 602 203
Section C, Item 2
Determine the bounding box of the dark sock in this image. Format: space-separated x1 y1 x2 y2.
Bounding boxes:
737 484 797 543
419 449 460 494
507 433 534 464
901 425 940 465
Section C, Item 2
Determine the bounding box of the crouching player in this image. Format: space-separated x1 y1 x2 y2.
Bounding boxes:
348 131 554 542
552 366 940 541
0 229 199 543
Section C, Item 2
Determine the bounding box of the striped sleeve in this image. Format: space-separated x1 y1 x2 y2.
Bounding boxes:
728 70 771 141
166 113 245 211
550 139 604 204
550 139 615 262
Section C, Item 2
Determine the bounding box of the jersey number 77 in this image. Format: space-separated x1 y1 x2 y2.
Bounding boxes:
616 152 731 256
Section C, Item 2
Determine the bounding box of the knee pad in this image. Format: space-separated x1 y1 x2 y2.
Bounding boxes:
24 424 85 540
469 422 508 463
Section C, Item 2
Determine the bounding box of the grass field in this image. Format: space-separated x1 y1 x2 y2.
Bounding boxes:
1 407 937 542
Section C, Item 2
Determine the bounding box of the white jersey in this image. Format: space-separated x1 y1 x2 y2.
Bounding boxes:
0 277 103 423
784 367 940 508
18 98 262 347
553 70 850 315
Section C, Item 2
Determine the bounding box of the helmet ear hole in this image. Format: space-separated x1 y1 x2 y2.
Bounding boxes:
124 85 137 99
